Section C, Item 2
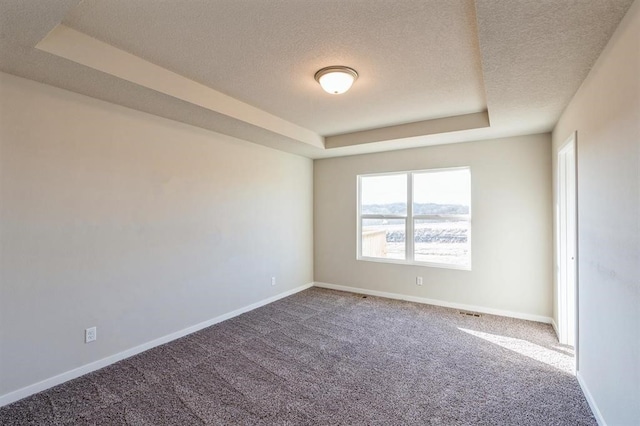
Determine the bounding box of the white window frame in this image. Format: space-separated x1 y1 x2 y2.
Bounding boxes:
356 167 471 270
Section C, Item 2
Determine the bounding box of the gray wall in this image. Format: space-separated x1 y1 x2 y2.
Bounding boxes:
314 134 553 319
552 1 639 423
0 73 314 398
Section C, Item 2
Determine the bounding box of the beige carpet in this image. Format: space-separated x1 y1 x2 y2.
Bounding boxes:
0 287 594 425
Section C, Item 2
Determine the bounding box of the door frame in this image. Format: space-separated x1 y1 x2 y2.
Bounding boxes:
556 132 578 365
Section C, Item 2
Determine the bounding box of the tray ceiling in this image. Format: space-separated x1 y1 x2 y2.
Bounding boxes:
0 0 634 158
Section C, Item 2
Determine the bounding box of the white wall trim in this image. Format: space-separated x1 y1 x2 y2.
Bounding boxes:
577 371 606 426
0 282 313 408
314 282 553 324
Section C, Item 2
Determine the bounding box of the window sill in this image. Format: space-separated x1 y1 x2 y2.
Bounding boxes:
357 256 471 271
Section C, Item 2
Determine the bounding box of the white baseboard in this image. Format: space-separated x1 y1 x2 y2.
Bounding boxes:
577 371 606 426
550 318 559 337
314 282 553 324
0 282 313 408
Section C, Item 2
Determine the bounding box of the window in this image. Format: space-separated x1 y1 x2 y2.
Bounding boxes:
357 167 471 269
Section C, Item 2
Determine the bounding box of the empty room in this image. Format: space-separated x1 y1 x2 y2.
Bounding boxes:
0 1 638 425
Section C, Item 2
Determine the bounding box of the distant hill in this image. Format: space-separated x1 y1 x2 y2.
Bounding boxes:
362 202 469 215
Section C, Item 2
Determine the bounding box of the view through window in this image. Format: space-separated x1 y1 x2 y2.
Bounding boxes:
358 167 471 269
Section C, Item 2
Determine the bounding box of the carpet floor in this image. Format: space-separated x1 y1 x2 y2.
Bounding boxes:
0 287 595 425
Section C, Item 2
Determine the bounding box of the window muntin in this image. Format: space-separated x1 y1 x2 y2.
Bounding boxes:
358 168 471 269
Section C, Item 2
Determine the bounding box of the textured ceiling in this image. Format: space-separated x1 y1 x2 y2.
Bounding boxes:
475 0 635 135
63 0 487 136
0 0 635 158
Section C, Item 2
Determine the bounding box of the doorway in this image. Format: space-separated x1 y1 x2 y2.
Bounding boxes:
557 132 577 350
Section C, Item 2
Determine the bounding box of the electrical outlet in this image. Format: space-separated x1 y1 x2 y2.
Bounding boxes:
416 276 423 286
85 327 97 343
271 277 276 286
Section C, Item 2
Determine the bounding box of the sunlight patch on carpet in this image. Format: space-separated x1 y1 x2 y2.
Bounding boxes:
458 327 575 374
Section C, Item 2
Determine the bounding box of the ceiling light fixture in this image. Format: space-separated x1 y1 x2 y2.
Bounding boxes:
314 66 358 95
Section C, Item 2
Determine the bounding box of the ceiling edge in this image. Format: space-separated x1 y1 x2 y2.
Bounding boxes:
324 111 490 149
35 24 325 149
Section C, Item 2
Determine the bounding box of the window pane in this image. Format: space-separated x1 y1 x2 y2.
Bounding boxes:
362 218 405 260
361 174 407 215
414 219 469 266
413 169 470 215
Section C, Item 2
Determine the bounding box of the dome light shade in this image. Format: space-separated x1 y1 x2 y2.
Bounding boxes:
314 66 358 94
